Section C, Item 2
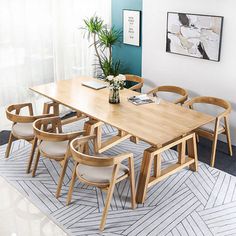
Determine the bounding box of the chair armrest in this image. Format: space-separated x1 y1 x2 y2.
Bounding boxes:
66 130 86 141
69 135 96 153
129 83 143 91
175 96 188 105
43 101 59 115
217 110 231 120
183 100 193 108
147 88 158 96
113 152 134 164
13 103 34 116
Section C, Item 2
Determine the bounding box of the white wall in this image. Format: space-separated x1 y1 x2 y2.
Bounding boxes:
142 0 236 145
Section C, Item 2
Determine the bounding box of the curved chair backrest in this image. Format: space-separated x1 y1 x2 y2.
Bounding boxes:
147 85 188 105
70 136 119 167
125 74 144 92
6 103 53 123
185 96 231 117
33 116 84 142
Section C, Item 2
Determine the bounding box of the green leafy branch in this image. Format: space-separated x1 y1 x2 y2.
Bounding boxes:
82 15 122 78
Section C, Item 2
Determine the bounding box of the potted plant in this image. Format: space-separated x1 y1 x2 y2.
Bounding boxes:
82 15 122 79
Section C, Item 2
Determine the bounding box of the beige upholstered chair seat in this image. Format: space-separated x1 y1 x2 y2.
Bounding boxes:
200 122 224 133
39 140 69 158
12 123 34 139
76 164 129 183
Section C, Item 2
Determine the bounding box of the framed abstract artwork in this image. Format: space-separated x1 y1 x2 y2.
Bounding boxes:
166 12 224 62
123 9 141 47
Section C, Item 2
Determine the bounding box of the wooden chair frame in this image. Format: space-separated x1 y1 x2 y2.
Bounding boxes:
185 96 233 167
5 103 55 173
147 85 188 105
32 116 86 198
125 74 144 92
32 117 102 198
43 101 87 126
67 135 136 231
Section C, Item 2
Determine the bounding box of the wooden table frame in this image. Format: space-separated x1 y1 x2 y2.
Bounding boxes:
44 102 199 204
136 133 198 203
30 77 214 204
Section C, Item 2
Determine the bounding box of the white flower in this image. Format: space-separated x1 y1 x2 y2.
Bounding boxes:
106 74 125 90
107 75 114 81
118 74 126 81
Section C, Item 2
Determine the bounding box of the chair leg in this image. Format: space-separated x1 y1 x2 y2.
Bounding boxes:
53 103 60 116
129 157 136 209
26 138 37 173
95 125 102 153
210 133 218 167
5 132 14 158
56 155 69 199
196 134 200 143
32 149 40 177
100 164 119 231
66 163 78 205
224 116 233 156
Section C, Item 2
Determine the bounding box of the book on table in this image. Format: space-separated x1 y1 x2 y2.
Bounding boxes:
128 94 155 105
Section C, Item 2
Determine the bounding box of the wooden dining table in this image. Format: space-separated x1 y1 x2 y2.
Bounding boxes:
30 77 214 203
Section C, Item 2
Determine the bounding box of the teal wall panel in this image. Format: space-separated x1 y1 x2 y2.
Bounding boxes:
112 0 142 76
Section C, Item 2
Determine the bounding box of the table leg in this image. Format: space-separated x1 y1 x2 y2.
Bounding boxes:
187 133 198 172
154 154 162 178
136 133 198 205
95 125 102 152
178 141 186 165
136 149 154 204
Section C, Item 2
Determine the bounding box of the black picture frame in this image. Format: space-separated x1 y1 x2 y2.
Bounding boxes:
166 12 224 62
123 9 142 47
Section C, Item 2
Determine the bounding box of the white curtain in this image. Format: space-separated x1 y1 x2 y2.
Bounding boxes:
0 0 111 130
52 0 111 81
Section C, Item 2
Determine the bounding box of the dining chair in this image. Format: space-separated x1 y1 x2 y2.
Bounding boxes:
147 85 188 105
32 116 102 198
125 74 144 92
185 96 233 167
67 135 136 231
5 102 55 173
32 116 86 198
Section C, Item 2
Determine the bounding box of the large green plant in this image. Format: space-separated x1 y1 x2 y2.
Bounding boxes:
83 15 122 78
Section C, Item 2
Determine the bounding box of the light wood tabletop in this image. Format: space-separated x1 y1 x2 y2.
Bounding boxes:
30 77 213 147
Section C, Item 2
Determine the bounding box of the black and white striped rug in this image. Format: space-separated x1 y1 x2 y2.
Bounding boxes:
1 121 236 236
